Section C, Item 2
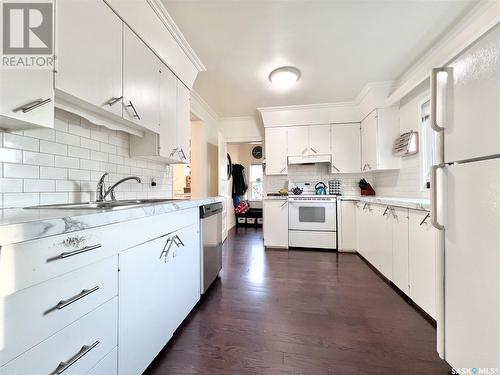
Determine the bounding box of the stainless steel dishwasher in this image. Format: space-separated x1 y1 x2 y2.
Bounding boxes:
200 202 223 294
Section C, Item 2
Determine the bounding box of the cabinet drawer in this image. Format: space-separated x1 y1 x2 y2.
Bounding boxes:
0 224 119 296
119 208 198 251
0 256 117 366
0 298 117 375
86 347 117 375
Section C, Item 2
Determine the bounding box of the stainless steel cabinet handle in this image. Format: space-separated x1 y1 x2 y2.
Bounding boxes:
56 286 99 310
390 207 398 219
173 234 185 247
301 148 308 155
382 206 390 216
331 164 340 172
430 67 452 132
366 164 372 170
179 148 187 160
310 147 317 154
419 212 431 226
280 200 288 208
48 244 102 262
430 164 444 230
106 96 123 106
14 98 52 113
126 101 141 120
362 164 367 171
362 203 368 210
159 237 174 261
53 340 99 374
280 166 286 173
169 148 178 157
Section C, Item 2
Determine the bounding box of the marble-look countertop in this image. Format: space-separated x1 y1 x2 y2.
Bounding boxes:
338 196 430 210
0 197 224 246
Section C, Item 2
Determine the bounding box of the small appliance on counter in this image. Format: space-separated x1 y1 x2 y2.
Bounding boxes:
358 179 376 196
290 186 303 195
328 180 341 195
315 182 327 195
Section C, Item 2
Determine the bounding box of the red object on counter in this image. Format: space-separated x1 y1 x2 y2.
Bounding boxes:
360 184 376 196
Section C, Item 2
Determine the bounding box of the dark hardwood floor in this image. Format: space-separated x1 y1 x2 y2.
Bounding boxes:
146 227 451 374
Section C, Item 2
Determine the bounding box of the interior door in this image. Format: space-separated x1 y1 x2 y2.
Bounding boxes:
287 126 309 156
56 0 122 116
308 125 331 155
444 24 500 163
444 158 500 369
123 26 160 132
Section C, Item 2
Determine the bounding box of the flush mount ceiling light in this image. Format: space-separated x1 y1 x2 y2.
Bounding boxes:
269 66 300 89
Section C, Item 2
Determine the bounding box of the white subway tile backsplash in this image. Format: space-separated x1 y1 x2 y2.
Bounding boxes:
3 133 39 151
55 155 79 169
24 179 55 192
0 148 22 163
40 140 67 156
1 112 172 208
40 166 67 180
68 145 90 159
23 151 54 166
4 163 39 178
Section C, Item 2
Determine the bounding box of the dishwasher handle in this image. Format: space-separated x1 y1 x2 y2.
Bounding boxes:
200 203 223 218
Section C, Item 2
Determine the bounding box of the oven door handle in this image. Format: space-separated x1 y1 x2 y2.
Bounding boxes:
288 201 336 205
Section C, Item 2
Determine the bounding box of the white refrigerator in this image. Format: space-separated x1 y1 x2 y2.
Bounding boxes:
430 23 500 371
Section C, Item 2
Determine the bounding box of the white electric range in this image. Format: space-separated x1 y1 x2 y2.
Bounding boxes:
287 182 338 251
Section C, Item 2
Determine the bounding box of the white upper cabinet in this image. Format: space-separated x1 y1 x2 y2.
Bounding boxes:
0 70 54 130
331 123 361 173
361 108 400 171
309 125 331 155
176 82 191 163
287 126 309 156
287 125 330 156
158 65 178 160
265 127 288 175
123 26 160 132
56 0 122 117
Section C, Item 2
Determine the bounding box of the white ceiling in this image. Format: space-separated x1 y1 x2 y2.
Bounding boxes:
162 0 475 118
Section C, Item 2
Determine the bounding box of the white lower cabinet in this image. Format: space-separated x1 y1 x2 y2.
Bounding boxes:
118 222 200 375
87 347 118 375
409 209 437 319
391 207 409 295
338 200 357 252
263 200 288 248
0 298 118 375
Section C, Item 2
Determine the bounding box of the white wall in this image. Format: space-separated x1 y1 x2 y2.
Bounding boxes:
0 109 172 208
373 81 430 198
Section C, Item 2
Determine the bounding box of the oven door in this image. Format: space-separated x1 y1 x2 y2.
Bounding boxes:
288 201 336 231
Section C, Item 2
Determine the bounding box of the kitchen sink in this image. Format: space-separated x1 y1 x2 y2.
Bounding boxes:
24 199 185 210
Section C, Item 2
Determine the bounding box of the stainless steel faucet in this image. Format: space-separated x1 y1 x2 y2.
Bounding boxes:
96 173 141 202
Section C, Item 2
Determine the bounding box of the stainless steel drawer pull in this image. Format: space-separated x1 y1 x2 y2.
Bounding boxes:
419 212 431 226
48 244 102 262
382 206 390 216
159 237 174 262
301 148 308 155
179 148 187 160
126 101 141 120
169 148 178 157
362 203 368 210
56 286 99 310
14 98 52 113
106 96 123 106
53 340 99 374
310 147 317 154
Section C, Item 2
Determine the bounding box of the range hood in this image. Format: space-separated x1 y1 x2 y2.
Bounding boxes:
288 154 332 165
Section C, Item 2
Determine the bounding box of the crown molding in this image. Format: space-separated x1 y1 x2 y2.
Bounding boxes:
257 100 356 114
190 90 220 123
147 0 206 73
355 81 395 105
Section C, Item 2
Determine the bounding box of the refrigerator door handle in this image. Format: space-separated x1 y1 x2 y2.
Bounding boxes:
430 164 445 230
430 67 452 133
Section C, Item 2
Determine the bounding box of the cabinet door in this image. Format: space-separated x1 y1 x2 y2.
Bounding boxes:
286 126 309 156
0 70 54 129
392 207 409 295
159 65 178 159
176 81 191 163
56 0 122 117
119 236 176 375
123 26 160 132
331 124 361 173
308 125 330 155
373 205 393 280
340 201 357 251
169 223 200 328
265 128 288 175
361 110 377 171
409 210 437 318
263 200 288 248
356 203 372 260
